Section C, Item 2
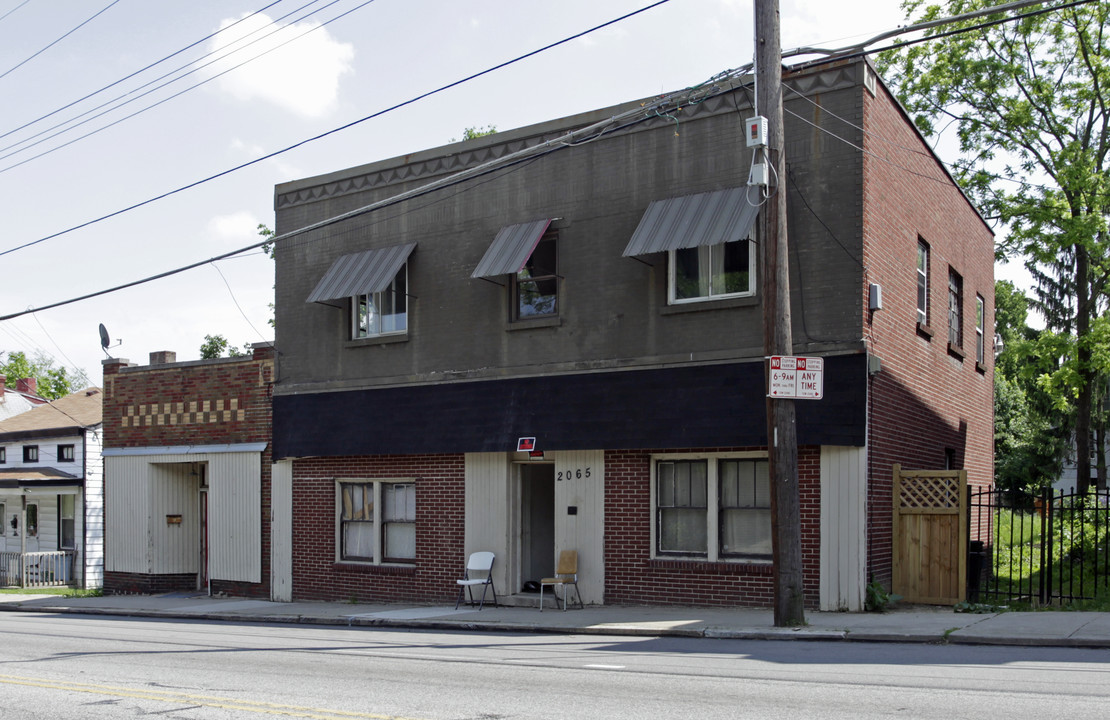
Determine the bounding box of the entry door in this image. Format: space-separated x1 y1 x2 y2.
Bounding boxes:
519 464 555 591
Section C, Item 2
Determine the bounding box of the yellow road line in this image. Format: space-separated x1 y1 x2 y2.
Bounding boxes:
0 674 428 720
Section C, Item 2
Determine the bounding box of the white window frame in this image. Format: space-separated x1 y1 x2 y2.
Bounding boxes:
975 295 985 364
58 444 75 463
916 240 929 325
23 445 38 463
336 479 416 565
59 494 76 550
26 502 38 537
650 452 770 563
0 447 5 464
667 236 756 305
351 264 407 339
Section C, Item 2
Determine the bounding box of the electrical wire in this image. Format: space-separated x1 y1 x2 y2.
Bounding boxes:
0 0 360 168
0 0 290 145
0 0 675 260
0 70 731 322
0 0 122 81
0 0 32 25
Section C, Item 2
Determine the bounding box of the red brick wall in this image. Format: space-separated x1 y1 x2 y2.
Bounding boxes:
861 76 996 588
604 446 822 607
101 346 276 598
290 454 465 603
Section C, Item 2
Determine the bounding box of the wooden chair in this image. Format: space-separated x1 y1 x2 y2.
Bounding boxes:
455 551 498 610
540 550 583 611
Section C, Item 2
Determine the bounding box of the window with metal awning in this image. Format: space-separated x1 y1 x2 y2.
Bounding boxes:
306 242 417 306
471 220 554 280
622 186 761 257
473 220 561 321
623 186 761 304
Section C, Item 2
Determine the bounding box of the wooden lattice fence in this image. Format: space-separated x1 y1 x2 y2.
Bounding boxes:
892 465 967 604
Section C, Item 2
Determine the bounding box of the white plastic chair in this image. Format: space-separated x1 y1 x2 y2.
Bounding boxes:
540 550 583 611
455 551 498 610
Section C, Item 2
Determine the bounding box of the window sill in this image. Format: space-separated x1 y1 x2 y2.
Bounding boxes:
648 557 773 574
332 561 417 575
661 294 758 316
916 322 934 340
947 343 966 361
507 315 562 331
975 360 988 374
344 332 408 349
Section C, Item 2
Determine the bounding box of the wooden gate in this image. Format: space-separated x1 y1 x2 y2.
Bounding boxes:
892 465 967 604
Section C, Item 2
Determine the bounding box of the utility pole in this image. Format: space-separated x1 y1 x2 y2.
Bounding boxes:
755 0 805 626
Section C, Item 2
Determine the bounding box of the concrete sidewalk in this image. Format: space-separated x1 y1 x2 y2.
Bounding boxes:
2 592 1110 648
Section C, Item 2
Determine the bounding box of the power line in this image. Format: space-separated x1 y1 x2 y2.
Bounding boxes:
0 0 356 166
0 59 730 322
0 0 290 146
0 0 122 81
0 0 674 260
0 0 33 25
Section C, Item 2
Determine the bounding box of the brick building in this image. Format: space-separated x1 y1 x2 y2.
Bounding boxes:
100 344 276 597
270 58 994 610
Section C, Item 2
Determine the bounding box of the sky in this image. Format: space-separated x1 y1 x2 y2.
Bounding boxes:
0 0 1022 386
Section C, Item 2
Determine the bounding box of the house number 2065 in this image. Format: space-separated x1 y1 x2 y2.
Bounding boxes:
556 468 591 481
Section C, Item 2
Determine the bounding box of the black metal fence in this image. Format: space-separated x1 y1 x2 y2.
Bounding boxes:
968 487 1110 605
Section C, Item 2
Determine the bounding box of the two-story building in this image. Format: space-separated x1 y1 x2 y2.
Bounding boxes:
0 386 103 589
270 57 994 610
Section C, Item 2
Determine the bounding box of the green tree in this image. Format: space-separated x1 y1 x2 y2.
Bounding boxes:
992 281 1069 492
452 125 497 142
0 350 88 400
880 1 1110 494
198 334 248 359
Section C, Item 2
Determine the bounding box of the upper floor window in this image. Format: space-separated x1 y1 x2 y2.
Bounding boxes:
514 231 558 319
23 445 38 463
669 238 755 304
58 444 74 462
0 447 5 464
948 268 963 348
916 239 929 325
654 456 770 562
352 264 407 339
975 295 985 365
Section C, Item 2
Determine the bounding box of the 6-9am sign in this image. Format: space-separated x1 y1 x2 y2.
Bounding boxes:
767 356 824 399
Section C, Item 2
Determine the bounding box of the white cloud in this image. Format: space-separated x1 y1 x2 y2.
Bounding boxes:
207 211 263 241
206 13 354 118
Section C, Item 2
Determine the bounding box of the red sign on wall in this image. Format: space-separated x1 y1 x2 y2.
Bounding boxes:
767 356 824 399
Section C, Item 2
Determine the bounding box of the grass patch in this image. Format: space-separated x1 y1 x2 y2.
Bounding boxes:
0 587 102 597
983 503 1110 607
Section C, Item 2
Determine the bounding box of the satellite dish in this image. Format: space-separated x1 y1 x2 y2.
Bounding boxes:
98 323 120 357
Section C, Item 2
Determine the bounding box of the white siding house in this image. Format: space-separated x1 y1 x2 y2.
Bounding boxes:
0 387 104 589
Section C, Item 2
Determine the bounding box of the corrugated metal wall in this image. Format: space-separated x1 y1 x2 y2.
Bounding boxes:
463 453 511 595
551 450 604 605
819 445 866 611
104 452 261 582
104 455 152 572
208 452 261 583
270 460 293 601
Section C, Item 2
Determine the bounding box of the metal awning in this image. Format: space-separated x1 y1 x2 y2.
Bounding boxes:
471 220 553 279
0 467 82 489
622 186 761 256
306 243 416 304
